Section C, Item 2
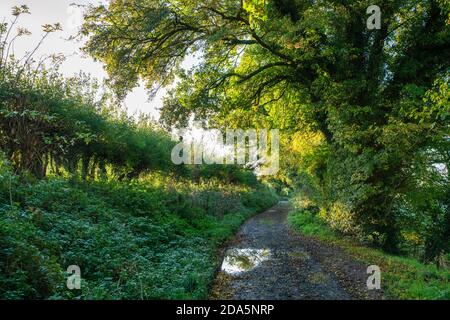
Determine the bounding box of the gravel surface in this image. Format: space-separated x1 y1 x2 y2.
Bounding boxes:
210 201 384 300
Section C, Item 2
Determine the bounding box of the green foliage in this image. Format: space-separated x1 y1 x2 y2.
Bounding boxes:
287 209 335 239
0 11 176 180
0 156 278 299
0 9 278 299
0 0 448 300
0 61 177 179
80 0 449 255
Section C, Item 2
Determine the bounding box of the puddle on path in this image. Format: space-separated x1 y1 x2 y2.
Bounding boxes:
221 248 271 275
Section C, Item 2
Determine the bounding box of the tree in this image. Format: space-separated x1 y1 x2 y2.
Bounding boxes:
81 0 450 252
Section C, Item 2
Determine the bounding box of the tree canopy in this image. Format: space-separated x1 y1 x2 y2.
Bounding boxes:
82 0 449 253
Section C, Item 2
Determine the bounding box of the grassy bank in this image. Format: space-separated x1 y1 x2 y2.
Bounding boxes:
0 164 278 299
288 210 449 300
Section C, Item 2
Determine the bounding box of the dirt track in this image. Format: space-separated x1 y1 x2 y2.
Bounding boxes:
210 201 384 300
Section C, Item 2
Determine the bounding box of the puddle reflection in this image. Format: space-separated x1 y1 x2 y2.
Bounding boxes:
221 248 271 274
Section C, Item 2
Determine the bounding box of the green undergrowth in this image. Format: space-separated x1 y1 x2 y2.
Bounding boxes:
0 166 278 300
288 209 450 300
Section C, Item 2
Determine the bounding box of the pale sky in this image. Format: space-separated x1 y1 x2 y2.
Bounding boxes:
0 0 194 120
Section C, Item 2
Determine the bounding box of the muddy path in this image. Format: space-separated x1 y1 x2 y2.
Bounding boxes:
210 201 384 300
